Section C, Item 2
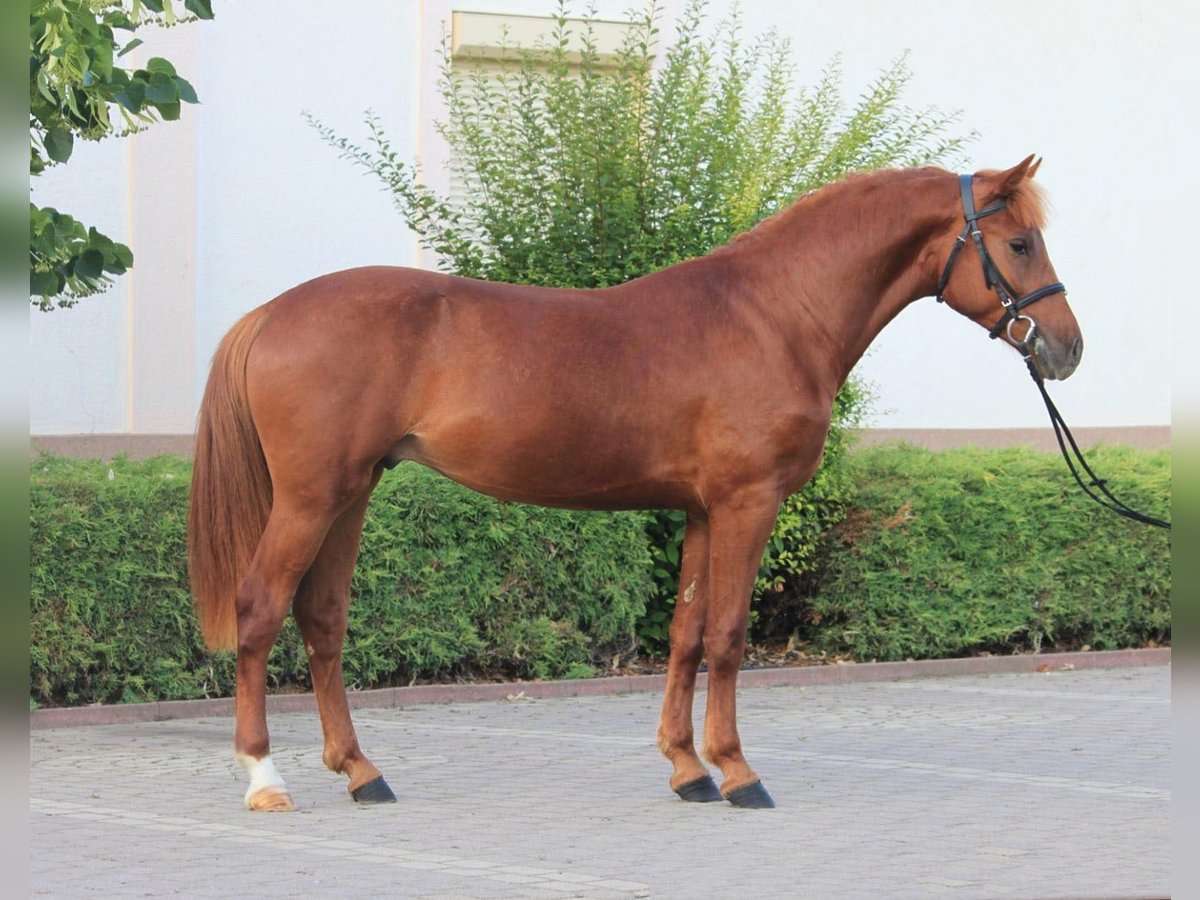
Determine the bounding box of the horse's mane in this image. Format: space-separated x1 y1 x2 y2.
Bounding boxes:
719 167 935 252
720 165 1049 254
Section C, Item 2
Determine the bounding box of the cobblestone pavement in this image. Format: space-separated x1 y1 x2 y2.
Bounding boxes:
31 666 1169 898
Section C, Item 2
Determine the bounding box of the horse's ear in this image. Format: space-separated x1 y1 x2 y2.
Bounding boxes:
978 154 1039 202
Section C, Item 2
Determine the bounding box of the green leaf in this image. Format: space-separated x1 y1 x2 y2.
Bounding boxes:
86 227 113 251
145 57 177 77
184 0 215 20
174 76 198 104
144 71 178 103
116 80 145 112
156 101 181 121
43 128 74 163
106 9 137 31
52 213 81 239
117 38 143 58
30 270 60 296
74 250 105 280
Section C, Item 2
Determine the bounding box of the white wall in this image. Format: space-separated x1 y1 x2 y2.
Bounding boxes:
193 1 423 407
30 0 1175 434
30 136 130 433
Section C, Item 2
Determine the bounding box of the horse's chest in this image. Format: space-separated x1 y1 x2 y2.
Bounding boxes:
768 405 834 480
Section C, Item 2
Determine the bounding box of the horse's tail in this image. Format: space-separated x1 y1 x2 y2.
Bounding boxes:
187 304 274 652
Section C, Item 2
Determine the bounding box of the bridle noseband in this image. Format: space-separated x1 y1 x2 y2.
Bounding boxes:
935 173 1066 356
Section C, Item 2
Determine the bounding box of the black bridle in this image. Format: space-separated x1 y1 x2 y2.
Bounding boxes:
935 173 1169 530
935 173 1066 354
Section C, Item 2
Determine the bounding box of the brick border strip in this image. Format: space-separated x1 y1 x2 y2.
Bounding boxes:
30 647 1170 730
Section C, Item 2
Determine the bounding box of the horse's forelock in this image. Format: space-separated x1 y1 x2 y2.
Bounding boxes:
977 169 1050 230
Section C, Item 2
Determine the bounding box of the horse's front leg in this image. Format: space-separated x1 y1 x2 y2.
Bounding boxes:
656 513 722 802
700 489 781 808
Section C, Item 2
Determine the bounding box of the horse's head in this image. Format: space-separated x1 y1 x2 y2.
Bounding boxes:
934 156 1083 381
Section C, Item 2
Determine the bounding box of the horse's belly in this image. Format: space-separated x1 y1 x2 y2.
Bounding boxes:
396 422 694 511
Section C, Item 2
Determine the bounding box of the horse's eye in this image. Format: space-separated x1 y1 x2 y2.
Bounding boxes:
1009 239 1029 257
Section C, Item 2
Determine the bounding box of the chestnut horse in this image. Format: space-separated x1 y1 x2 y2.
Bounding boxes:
188 157 1082 812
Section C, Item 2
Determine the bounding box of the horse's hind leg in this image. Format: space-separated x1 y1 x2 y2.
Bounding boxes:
656 514 722 802
700 489 780 809
292 469 395 804
233 488 348 812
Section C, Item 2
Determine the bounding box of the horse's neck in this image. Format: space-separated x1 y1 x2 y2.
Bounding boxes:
743 175 948 393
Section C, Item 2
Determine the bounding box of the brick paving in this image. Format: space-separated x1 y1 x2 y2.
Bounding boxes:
30 665 1169 898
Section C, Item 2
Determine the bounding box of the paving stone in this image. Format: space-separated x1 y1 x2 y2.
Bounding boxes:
31 666 1169 897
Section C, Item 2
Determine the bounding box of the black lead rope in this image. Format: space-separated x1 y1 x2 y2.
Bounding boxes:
1025 358 1170 530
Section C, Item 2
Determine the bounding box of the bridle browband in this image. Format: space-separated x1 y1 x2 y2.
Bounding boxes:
935 173 1066 355
935 173 1169 530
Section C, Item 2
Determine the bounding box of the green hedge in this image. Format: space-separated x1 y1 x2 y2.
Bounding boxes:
803 444 1171 660
29 445 1171 707
30 455 653 706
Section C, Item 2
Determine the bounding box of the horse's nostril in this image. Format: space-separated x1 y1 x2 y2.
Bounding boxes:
1070 337 1083 362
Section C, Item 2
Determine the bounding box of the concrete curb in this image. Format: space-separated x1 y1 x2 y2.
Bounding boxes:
30 646 1170 730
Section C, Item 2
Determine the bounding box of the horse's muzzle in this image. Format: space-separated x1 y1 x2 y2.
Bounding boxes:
1033 334 1083 381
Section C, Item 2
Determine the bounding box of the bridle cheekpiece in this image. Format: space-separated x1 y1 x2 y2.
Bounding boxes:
935 173 1066 357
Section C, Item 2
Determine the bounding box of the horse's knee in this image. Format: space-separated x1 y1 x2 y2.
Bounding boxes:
702 626 746 670
301 641 342 672
669 623 704 665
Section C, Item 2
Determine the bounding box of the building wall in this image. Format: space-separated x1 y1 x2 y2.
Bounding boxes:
30 134 130 433
29 1 1175 440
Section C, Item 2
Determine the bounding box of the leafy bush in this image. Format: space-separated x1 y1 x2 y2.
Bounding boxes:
30 456 653 706
800 444 1171 660
309 2 972 286
342 462 652 685
31 455 201 705
308 0 972 650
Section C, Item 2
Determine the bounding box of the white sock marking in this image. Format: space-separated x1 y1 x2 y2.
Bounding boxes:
235 753 288 808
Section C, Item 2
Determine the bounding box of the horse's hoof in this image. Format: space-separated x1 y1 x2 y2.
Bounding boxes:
351 775 397 805
724 780 776 809
674 774 723 803
246 785 296 812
